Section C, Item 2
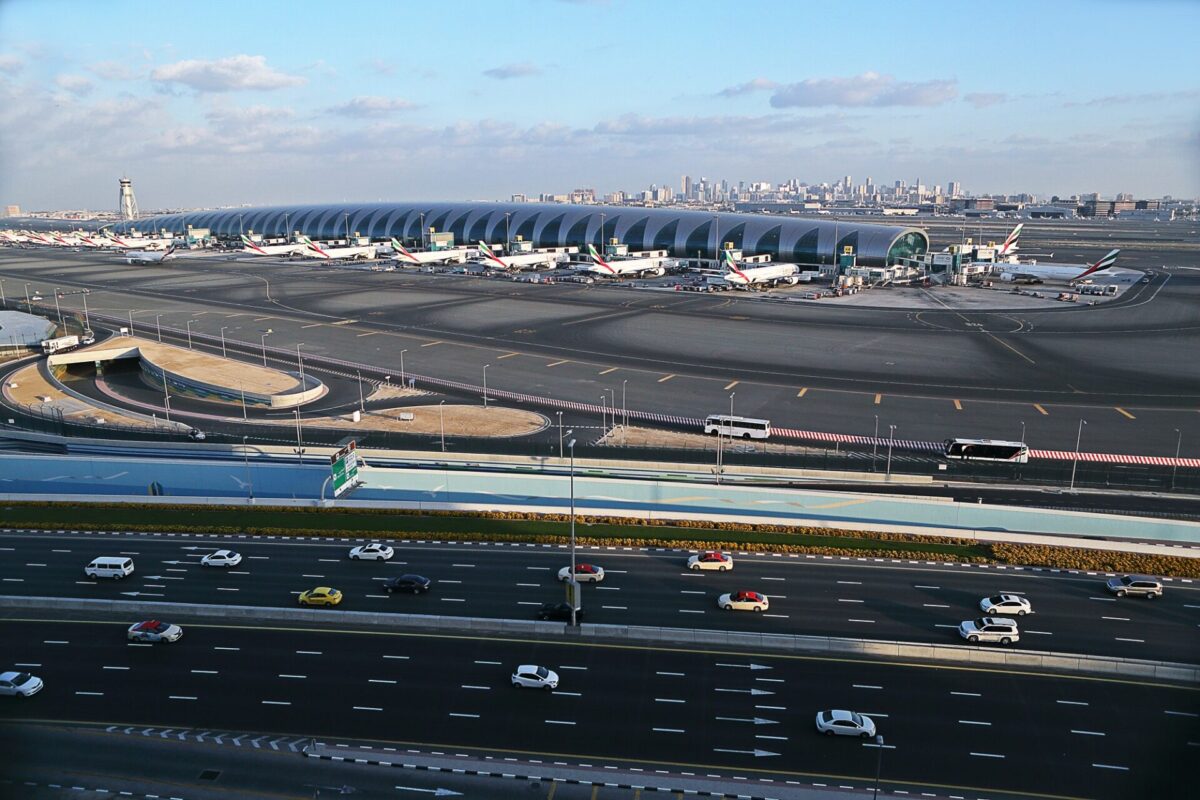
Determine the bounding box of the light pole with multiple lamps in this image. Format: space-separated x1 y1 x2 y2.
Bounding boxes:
1069 418 1087 491
356 369 365 411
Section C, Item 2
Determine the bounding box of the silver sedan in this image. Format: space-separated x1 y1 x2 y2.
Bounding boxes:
979 594 1032 616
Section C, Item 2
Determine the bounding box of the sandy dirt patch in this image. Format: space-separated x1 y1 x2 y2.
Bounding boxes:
598 424 838 455
3 362 163 429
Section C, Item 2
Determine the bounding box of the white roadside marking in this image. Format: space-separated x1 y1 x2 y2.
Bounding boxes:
959 720 991 726
191 670 218 675
169 696 197 701
545 720 575 726
970 752 1005 759
1115 637 1144 643
214 646 240 652
279 674 307 679
852 684 882 690
449 713 480 718
1057 700 1088 706
656 671 685 677
653 728 685 733
353 706 383 712
262 700 290 706
474 660 501 665
951 691 981 697
1071 730 1105 736
1092 764 1128 771
655 698 686 704
461 685 490 690
295 650 322 655
1165 710 1199 718
102 666 130 671
837 581 862 585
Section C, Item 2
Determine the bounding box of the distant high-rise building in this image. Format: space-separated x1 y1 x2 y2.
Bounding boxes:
682 175 693 200
949 181 962 198
118 176 138 220
3 204 20 217
511 193 527 203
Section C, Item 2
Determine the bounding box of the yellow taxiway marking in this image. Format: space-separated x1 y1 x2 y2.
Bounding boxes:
1034 404 1049 416
953 399 963 411
497 352 520 360
1115 407 1136 420
355 331 379 338
657 374 675 383
546 360 569 368
545 783 557 800
300 323 324 329
986 331 1036 365
723 380 739 391
796 387 808 398
420 340 443 347
874 393 882 405
599 367 618 375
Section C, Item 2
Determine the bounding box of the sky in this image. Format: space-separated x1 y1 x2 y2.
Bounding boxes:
0 0 1197 211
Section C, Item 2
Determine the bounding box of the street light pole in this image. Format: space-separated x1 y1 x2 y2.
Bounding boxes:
557 411 564 459
294 407 304 465
400 350 407 386
163 385 172 425
872 735 885 800
296 344 305 387
186 319 194 350
220 327 228 358
81 291 90 331
1172 428 1182 491
568 435 577 627
52 288 62 324
886 424 896 476
600 394 607 435
439 400 446 452
127 310 134 337
622 379 627 445
260 330 271 367
357 369 365 411
156 314 162 343
482 364 489 409
872 415 879 471
1069 418 1087 491
1020 420 1026 444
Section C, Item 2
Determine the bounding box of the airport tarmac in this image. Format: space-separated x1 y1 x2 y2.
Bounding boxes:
0 218 1197 459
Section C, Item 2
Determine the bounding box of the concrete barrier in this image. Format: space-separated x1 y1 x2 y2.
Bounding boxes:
3 594 1194 683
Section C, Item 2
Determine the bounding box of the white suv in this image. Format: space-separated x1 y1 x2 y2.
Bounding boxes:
1106 575 1163 599
958 617 1019 645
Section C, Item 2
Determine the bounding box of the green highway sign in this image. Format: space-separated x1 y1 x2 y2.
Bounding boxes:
330 440 360 498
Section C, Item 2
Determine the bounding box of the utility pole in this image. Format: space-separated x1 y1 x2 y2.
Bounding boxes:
1069 418 1087 491
568 436 578 627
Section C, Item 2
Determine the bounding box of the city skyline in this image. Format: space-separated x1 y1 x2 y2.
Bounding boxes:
1 0 1197 210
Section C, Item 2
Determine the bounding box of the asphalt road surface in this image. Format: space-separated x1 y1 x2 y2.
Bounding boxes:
1 218 1198 458
0 617 1194 800
2 530 1197 663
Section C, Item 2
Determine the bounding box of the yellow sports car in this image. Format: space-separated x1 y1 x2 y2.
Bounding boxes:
298 587 342 607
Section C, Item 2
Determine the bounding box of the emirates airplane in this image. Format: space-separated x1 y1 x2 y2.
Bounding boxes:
996 249 1121 283
239 234 304 257
720 250 799 288
584 244 667 278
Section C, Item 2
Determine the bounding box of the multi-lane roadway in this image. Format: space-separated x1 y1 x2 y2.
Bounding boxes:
2 530 1197 663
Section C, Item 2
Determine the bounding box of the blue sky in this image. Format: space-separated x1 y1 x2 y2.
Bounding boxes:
0 0 1196 210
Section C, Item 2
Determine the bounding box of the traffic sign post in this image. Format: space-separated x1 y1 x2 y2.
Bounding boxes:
330 440 361 498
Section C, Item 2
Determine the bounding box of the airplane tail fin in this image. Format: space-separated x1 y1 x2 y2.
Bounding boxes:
999 223 1024 255
391 238 419 262
722 249 750 283
478 240 507 267
1075 249 1120 280
587 243 615 273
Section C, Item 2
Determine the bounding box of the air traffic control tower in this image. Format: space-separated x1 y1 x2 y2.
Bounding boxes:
118 176 138 220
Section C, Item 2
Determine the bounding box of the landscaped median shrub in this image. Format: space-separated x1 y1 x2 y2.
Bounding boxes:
990 543 1200 580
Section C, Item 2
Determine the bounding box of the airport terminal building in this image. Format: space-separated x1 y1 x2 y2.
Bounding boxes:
113 202 928 267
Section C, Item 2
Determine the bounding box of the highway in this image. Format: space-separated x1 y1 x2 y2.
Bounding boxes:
1 219 1198 458
2 530 1197 663
0 616 1194 800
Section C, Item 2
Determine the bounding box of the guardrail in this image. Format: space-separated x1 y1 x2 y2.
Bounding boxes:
3 595 1194 684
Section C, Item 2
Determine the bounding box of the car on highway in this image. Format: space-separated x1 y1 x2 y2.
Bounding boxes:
200 549 242 568
349 543 394 561
127 620 183 643
717 590 769 612
687 551 733 571
958 617 1019 645
0 671 43 697
383 574 431 594
558 563 605 583
536 602 583 623
511 665 558 690
815 709 877 738
84 556 135 580
298 587 343 607
979 594 1032 616
187 429 206 441
1106 575 1163 599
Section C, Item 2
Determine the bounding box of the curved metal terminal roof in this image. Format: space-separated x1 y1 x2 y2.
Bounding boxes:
115 202 928 266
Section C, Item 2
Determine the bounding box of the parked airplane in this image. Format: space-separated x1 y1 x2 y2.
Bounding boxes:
240 234 304 257
476 241 561 270
121 245 176 265
584 244 667 278
389 238 470 266
299 236 377 260
996 249 1121 283
720 250 799 288
103 232 174 250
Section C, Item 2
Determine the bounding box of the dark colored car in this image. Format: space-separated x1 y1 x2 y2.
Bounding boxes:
383 574 432 594
536 602 583 623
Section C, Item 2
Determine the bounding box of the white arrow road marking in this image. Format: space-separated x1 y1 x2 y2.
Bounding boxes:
713 747 779 757
714 716 778 725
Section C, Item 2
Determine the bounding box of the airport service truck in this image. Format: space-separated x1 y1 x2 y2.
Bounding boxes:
41 335 80 355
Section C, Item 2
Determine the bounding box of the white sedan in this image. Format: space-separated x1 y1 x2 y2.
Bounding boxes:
717 590 769 612
558 563 604 583
0 671 43 697
201 549 242 568
349 543 394 561
687 551 733 571
815 709 877 738
127 620 183 643
979 593 1032 616
511 665 558 690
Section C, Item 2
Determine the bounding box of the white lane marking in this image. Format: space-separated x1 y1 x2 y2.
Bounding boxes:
25 563 47 567
756 735 788 741
1165 710 1199 718
383 655 409 660
756 705 786 710
451 563 475 567
214 646 240 651
75 691 104 696
1092 763 1128 771
365 594 389 599
474 660 501 665
848 619 876 623
516 583 541 587
51 549 71 553
970 752 1005 759
369 679 397 685
440 580 462 584
951 692 981 697
1102 616 1131 621
595 586 620 591
278 674 307 679
169 695 197 700
923 604 950 608
1072 730 1106 736
853 684 882 690
353 706 383 712
558 666 587 671
1115 637 1144 643
1057 700 1088 706
655 698 686 704
1184 604 1200 609
527 566 551 571
762 613 789 618
679 610 705 614
301 574 324 578
126 643 152 648
755 678 784 683
517 601 542 606
761 577 785 582
1024 630 1053 635
545 720 575 726
837 599 864 603
552 691 582 697
449 713 480 718
1089 596 1117 602
602 605 628 610
191 670 218 675
248 556 270 560
959 720 991 726
216 587 238 592
462 685 490 690
102 666 130 671
653 728 685 733
680 590 706 595
43 640 69 644
318 559 340 563
605 570 628 574
262 700 290 705
837 581 862 585
165 568 187 573
13 663 41 667
295 650 322 655
915 585 940 589
656 671 685 677
934 624 958 629
440 598 466 602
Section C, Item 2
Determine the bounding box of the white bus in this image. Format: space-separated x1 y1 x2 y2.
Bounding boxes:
704 415 771 440
943 438 1029 464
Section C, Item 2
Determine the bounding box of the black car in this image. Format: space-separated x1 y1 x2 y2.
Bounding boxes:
383 574 432 594
536 602 583 623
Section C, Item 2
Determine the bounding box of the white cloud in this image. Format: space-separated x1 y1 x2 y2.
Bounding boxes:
1064 88 1200 107
326 96 417 118
55 74 94 96
88 60 138 80
0 54 23 75
718 78 779 98
150 55 305 92
483 62 541 80
964 92 1009 109
770 72 958 108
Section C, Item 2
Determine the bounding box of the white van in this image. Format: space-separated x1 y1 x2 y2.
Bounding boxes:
85 557 135 580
